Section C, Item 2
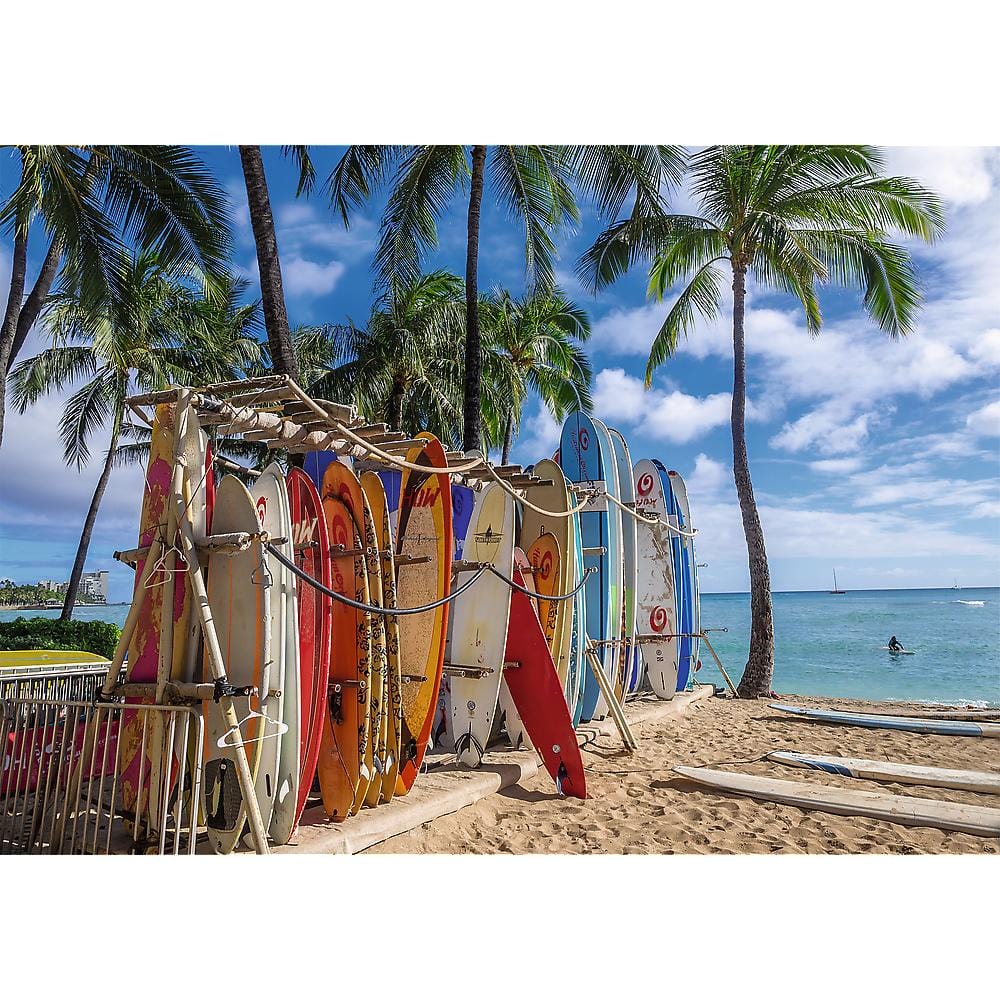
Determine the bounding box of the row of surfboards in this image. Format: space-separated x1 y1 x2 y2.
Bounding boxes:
121 405 700 852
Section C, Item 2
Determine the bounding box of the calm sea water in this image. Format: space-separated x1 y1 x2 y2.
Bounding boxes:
699 587 999 706
3 588 998 705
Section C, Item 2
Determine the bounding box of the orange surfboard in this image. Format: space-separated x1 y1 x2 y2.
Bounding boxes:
526 532 561 660
317 479 370 822
321 462 376 815
394 434 452 794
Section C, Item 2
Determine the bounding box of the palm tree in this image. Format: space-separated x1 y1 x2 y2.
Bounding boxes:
304 270 468 446
327 146 683 451
237 145 315 382
580 145 944 697
0 145 232 448
480 287 592 464
9 253 262 620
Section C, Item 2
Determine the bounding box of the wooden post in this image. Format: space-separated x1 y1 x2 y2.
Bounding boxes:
170 403 271 856
584 642 637 751
697 632 739 698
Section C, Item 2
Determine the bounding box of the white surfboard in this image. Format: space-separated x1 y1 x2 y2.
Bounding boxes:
632 459 679 699
203 476 269 855
674 766 1000 838
263 464 301 846
769 752 1000 795
249 465 290 837
770 702 1000 738
446 484 515 767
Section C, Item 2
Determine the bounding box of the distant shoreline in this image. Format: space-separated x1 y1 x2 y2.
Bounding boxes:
0 603 128 612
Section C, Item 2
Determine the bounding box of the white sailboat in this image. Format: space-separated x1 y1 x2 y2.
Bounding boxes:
830 569 846 595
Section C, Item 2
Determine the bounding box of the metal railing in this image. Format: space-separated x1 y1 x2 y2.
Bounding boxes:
0 696 203 855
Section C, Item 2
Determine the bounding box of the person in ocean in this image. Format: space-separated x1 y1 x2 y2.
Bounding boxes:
888 636 904 652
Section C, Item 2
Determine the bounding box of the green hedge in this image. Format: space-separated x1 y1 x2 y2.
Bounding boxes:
0 617 121 660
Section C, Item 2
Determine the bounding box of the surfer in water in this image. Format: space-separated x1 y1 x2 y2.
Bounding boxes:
888 636 904 652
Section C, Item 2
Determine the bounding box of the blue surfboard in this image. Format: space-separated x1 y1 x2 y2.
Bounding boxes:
607 427 640 695
559 413 618 722
770 703 1000 737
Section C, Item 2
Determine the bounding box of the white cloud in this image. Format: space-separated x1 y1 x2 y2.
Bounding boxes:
966 399 1000 437
770 401 876 456
969 329 1000 367
282 257 346 298
512 406 561 462
883 147 995 206
593 368 732 444
688 453 728 495
810 457 864 474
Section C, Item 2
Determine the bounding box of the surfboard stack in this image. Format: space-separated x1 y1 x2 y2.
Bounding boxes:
111 383 705 853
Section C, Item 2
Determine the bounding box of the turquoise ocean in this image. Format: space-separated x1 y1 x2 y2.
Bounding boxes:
2 586 998 706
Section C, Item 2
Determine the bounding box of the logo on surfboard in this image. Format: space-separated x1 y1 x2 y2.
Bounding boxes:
637 472 655 497
649 606 669 634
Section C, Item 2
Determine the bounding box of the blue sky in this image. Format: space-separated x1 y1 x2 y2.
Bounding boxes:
1 146 998 601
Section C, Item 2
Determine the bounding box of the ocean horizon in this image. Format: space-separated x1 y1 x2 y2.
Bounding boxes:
3 585 997 706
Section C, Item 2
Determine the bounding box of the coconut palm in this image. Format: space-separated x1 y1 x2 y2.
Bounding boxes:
237 145 313 381
579 145 944 697
0 145 232 447
9 253 263 620
327 145 683 451
304 270 468 446
480 287 592 464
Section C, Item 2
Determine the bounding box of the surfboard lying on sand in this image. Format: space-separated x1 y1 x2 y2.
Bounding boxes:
768 752 1000 795
673 766 1000 838
769 702 1000 738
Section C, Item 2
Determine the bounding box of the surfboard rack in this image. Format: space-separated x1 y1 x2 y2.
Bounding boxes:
400 674 429 684
442 663 494 679
584 642 637 752
395 552 432 566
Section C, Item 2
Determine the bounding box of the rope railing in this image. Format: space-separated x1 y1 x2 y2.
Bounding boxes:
487 565 596 602
266 542 486 616
602 489 698 539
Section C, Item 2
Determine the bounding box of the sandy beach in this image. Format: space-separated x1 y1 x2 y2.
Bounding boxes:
366 691 1000 855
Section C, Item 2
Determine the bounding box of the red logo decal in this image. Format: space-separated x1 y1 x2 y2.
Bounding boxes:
578 428 590 450
649 606 668 633
255 496 268 525
637 473 654 497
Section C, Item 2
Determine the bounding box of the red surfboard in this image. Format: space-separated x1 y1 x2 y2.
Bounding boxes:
502 561 587 800
286 468 332 829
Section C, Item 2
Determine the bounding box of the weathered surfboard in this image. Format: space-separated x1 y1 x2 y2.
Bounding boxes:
362 471 402 804
769 751 1000 795
674 766 1000 838
559 413 619 722
446 483 515 767
202 476 268 854
395 434 452 794
317 487 370 822
286 468 332 834
632 459 679 700
667 469 699 688
770 703 1000 737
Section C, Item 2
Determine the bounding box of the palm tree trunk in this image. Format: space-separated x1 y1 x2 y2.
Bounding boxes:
501 411 514 465
61 423 119 621
462 145 487 452
388 376 405 433
239 145 299 381
730 264 775 698
7 236 62 371
0 227 29 449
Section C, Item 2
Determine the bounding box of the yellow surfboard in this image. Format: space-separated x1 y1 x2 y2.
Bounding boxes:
362 472 402 805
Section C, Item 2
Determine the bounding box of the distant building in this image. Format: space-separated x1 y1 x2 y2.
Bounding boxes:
80 571 109 603
38 580 68 594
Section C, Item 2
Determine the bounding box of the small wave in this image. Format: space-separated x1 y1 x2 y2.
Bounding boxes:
955 600 986 607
